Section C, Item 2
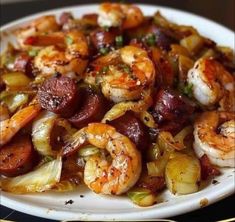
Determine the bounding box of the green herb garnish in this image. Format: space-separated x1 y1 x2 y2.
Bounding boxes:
115 35 123 47
99 47 109 55
28 48 39 57
118 64 131 74
100 66 109 74
145 34 156 46
65 35 74 45
181 83 193 98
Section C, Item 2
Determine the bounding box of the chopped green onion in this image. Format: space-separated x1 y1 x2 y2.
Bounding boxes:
99 47 109 55
146 34 156 46
100 66 109 74
115 35 123 47
118 64 131 74
181 83 193 98
65 35 74 45
28 49 39 57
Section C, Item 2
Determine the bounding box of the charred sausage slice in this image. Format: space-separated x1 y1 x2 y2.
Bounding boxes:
152 88 195 123
38 75 79 117
0 136 37 177
69 87 108 129
108 111 150 151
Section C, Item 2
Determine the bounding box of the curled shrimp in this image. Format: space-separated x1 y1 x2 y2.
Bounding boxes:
63 123 142 195
98 3 144 29
89 45 155 102
187 58 234 111
29 31 89 76
16 15 59 48
0 102 41 146
194 111 235 167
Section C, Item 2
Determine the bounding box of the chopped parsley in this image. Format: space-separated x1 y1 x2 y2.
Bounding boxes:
118 64 131 74
145 33 156 46
65 35 74 45
115 35 123 47
99 47 109 55
100 66 109 74
181 83 193 98
28 48 39 57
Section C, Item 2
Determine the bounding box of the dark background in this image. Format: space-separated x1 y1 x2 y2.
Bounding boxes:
0 0 235 221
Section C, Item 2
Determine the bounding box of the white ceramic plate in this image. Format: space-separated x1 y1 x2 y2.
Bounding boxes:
1 4 235 221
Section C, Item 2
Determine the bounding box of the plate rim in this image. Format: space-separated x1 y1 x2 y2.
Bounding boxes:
1 3 235 220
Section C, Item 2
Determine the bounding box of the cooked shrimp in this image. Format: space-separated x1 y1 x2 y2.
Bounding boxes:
32 31 89 76
194 111 235 167
0 103 41 146
16 15 59 48
98 3 144 29
63 123 142 195
90 45 155 102
187 58 234 110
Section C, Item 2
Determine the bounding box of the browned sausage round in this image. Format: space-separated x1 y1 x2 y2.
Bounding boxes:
152 88 195 123
38 75 79 117
137 175 165 194
148 25 177 51
69 87 108 129
90 28 120 49
0 136 37 177
59 12 73 26
108 111 150 151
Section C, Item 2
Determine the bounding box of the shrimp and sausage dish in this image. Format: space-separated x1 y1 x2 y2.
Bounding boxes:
0 3 234 207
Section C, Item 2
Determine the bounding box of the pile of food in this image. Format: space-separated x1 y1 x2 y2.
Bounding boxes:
0 3 234 207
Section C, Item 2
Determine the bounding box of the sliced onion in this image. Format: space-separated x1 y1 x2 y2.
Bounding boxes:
158 126 192 152
173 126 193 150
1 158 62 194
32 111 58 156
180 34 204 55
127 188 156 207
78 145 100 157
2 72 31 89
147 143 171 177
102 89 152 122
32 111 75 156
138 111 156 128
165 154 201 195
2 93 29 113
52 180 78 192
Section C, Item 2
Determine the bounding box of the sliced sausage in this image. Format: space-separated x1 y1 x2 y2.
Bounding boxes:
82 13 98 26
38 75 79 117
61 155 84 185
200 154 221 180
14 53 31 72
152 88 195 123
90 28 120 49
149 25 177 51
0 135 37 177
108 111 150 151
138 176 165 194
59 12 74 26
69 87 108 129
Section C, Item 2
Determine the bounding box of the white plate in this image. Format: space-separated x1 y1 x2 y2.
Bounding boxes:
1 4 235 221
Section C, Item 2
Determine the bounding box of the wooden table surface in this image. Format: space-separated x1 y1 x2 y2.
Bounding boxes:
0 0 235 221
